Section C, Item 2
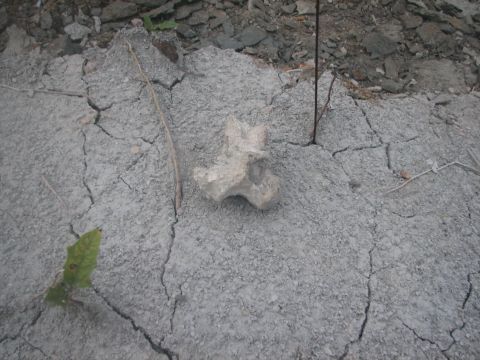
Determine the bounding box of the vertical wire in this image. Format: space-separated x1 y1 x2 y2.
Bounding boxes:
313 0 320 144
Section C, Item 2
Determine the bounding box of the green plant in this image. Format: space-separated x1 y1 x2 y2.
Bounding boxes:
45 228 102 306
143 15 177 31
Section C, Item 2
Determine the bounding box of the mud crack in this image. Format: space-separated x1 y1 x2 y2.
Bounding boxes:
92 286 177 360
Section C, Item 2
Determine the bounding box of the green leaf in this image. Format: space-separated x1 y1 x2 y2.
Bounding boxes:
143 15 177 31
45 283 69 307
155 20 177 30
63 229 102 288
143 15 154 32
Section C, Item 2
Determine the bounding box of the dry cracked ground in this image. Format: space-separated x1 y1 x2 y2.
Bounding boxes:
1 28 480 359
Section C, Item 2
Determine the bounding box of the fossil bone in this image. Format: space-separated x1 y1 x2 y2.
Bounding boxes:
193 115 280 209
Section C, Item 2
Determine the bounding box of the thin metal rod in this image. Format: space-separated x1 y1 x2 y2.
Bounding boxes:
312 0 320 144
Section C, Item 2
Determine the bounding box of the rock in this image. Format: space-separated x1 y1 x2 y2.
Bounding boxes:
238 26 267 47
62 12 74 26
93 16 101 33
175 2 202 20
400 13 423 29
64 22 91 41
0 7 7 31
380 78 404 93
215 34 243 50
416 22 447 46
222 19 234 37
75 8 92 26
377 21 404 42
384 57 400 79
411 59 468 92
296 0 316 15
209 16 225 29
407 0 427 8
193 115 280 210
281 4 296 14
175 23 196 38
130 0 168 8
187 10 210 26
447 16 473 34
362 32 397 57
292 49 308 60
101 1 138 22
142 0 180 18
392 0 407 15
410 7 448 22
40 11 53 30
91 8 102 16
3 25 34 56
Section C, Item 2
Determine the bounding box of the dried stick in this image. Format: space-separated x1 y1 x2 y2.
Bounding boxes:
125 40 182 211
41 175 69 212
0 83 87 98
312 73 337 143
385 160 480 195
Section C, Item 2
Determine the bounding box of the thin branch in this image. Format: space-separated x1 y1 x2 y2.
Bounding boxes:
385 161 480 195
125 40 182 211
0 83 87 98
312 73 337 143
41 175 69 212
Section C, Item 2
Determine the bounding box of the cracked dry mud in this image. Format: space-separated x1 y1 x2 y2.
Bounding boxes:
1 28 479 359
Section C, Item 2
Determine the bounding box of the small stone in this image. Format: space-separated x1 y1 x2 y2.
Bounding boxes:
296 0 316 15
215 34 243 50
193 115 280 210
384 57 400 79
131 17 143 27
392 0 406 15
400 13 423 29
326 39 337 48
142 0 180 18
381 79 404 93
101 1 138 22
93 16 101 33
175 2 202 20
40 11 53 30
292 49 308 60
447 16 473 34
362 32 397 57
175 23 196 38
222 19 234 37
64 22 91 41
83 60 97 74
416 22 447 47
238 26 267 47
281 4 296 14
91 8 102 16
62 12 74 26
187 10 210 26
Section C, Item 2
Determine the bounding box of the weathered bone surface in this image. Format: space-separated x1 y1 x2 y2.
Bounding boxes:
193 115 280 209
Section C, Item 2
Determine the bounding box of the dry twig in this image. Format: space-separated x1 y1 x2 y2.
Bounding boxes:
125 40 182 211
0 83 87 98
312 73 337 143
385 159 480 195
41 175 69 212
